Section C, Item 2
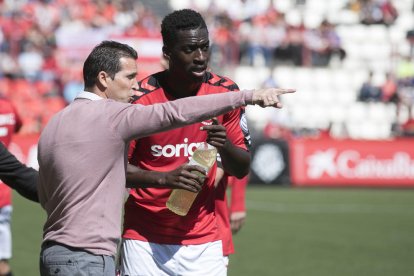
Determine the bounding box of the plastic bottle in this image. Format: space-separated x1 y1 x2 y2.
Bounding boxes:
166 142 217 216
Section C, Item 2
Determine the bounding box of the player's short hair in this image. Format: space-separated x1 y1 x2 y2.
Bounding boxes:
83 40 138 88
161 9 208 47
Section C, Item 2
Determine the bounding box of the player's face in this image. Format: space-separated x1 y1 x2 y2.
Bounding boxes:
105 57 138 103
165 27 210 82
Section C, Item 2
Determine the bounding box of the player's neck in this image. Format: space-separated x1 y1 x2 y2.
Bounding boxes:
163 72 201 98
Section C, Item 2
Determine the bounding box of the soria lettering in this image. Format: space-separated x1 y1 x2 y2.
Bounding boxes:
150 138 203 157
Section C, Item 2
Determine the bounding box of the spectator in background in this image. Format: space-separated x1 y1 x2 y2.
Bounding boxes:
210 13 240 68
305 20 346 67
359 0 398 25
396 56 414 86
0 95 22 276
275 21 306 66
246 15 274 67
381 71 398 103
379 0 398 25
17 43 44 81
406 29 414 59
360 0 384 25
395 55 414 127
227 0 270 23
358 71 382 102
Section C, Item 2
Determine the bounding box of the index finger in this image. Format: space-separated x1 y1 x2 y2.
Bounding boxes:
276 88 296 95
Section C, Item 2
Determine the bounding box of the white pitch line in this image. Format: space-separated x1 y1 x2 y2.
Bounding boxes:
246 200 414 214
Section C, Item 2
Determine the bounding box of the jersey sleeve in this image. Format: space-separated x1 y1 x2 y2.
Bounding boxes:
12 104 22 133
222 108 250 151
229 175 248 213
128 140 137 161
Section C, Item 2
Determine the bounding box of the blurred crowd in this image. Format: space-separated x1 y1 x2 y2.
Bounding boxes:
0 0 160 133
347 0 398 26
0 0 404 136
204 3 347 68
357 55 414 136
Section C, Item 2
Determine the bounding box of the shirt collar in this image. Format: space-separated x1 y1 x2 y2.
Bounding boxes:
75 91 104 101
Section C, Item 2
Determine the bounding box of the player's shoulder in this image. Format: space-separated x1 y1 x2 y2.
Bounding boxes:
0 95 11 103
131 72 164 103
0 96 14 112
204 71 240 92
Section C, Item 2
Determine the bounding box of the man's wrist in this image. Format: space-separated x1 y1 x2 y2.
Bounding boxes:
156 172 167 187
242 89 254 105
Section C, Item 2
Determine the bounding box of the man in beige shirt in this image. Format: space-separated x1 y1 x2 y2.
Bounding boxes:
38 40 294 275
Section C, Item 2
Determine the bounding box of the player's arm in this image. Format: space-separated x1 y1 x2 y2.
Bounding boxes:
0 143 39 202
126 163 204 192
229 175 248 234
201 118 250 178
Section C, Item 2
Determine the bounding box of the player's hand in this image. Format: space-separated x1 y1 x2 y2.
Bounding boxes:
251 88 295 108
161 164 206 192
200 117 228 150
230 211 246 234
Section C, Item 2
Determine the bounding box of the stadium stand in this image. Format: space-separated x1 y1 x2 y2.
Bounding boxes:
0 0 413 140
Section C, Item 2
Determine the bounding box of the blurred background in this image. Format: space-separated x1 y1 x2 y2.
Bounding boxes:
1 0 414 275
2 0 414 187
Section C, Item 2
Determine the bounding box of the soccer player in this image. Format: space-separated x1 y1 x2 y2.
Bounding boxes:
120 9 254 275
0 96 22 276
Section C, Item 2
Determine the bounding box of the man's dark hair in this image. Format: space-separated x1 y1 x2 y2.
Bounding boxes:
161 9 208 47
83 40 138 88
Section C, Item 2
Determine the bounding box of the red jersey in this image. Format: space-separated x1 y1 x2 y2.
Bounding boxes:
123 71 247 245
0 97 22 207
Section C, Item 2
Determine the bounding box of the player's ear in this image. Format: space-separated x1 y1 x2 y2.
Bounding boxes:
162 46 171 61
97 71 109 89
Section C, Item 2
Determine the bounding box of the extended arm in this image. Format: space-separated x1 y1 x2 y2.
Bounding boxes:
117 88 295 141
0 143 39 202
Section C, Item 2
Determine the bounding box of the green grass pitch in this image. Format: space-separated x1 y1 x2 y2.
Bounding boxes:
9 186 414 276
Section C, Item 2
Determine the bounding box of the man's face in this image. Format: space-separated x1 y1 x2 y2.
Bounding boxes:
165 27 210 82
105 57 138 103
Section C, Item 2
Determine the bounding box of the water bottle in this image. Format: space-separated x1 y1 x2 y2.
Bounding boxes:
166 142 217 216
